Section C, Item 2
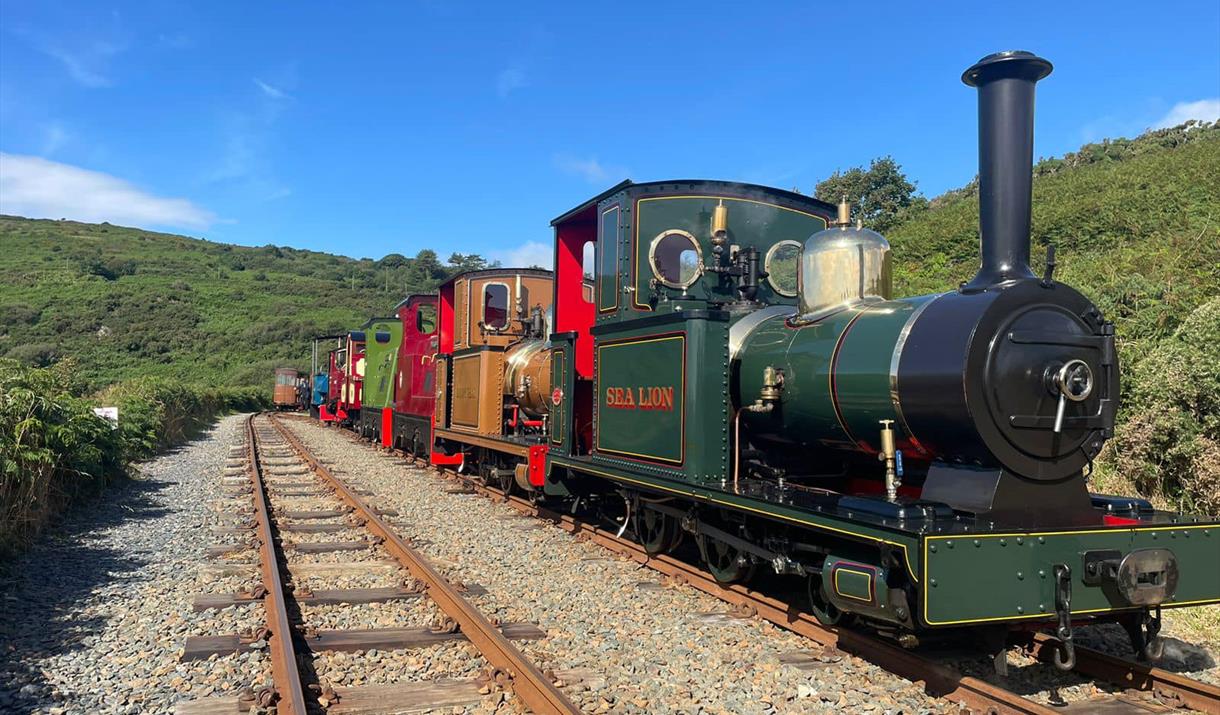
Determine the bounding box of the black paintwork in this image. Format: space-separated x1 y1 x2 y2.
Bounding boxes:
961 50 1053 292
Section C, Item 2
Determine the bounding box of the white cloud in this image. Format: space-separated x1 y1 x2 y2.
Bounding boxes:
1152 98 1220 129
254 77 291 101
553 153 628 184
496 66 528 98
0 153 215 230
28 35 127 88
493 241 553 269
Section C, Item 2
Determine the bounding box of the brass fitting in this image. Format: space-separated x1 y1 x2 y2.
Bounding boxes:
832 197 852 228
746 366 784 413
711 201 729 247
878 419 900 501
759 365 783 402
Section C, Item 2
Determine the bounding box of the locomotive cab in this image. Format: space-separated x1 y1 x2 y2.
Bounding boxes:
388 294 439 454
432 268 556 491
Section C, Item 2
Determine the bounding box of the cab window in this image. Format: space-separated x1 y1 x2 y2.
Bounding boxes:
417 305 436 333
483 283 509 330
597 206 620 311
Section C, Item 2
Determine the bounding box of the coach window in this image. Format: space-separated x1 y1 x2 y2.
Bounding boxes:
417 304 436 334
483 283 509 330
649 229 703 289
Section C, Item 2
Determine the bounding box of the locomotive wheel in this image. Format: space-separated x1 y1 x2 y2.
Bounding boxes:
697 526 755 585
637 507 682 555
807 574 843 625
497 472 513 494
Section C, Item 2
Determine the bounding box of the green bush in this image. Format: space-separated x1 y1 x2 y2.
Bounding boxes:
0 359 122 554
1107 299 1220 514
95 377 269 461
0 360 270 554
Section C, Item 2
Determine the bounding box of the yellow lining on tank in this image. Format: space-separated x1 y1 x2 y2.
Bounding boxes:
834 566 875 603
922 525 1220 625
594 334 686 464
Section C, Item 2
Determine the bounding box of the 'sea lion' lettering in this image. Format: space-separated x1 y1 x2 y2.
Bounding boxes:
605 386 675 411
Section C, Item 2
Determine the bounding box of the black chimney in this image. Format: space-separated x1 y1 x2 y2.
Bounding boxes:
961 50 1053 292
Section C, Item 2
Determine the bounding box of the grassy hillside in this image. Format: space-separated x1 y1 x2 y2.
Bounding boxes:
888 122 1220 513
0 218 480 391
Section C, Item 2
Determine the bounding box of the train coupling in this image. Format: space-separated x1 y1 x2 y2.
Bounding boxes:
1081 548 1180 606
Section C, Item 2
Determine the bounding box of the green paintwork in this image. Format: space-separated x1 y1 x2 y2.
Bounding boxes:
822 556 905 624
833 565 874 601
922 525 1220 626
549 343 570 452
597 205 621 313
595 330 687 464
362 318 402 410
834 296 936 453
592 308 731 483
737 297 934 455
594 192 826 321
550 450 924 579
736 308 862 451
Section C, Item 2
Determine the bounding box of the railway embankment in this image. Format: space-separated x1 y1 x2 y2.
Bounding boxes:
0 414 249 714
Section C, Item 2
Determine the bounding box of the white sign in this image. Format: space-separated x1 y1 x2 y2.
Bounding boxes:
93 406 119 429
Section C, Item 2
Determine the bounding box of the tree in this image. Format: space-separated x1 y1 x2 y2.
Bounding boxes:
378 253 408 268
410 249 448 283
446 253 489 273
814 156 927 233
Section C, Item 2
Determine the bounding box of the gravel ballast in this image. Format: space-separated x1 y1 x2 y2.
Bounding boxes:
282 419 953 714
0 414 271 714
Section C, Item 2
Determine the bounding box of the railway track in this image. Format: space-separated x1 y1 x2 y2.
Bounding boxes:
309 422 1220 715
175 414 580 715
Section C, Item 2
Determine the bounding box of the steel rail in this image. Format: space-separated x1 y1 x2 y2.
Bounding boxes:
244 415 311 715
268 415 582 715
339 428 1220 715
1024 633 1220 715
431 468 1054 715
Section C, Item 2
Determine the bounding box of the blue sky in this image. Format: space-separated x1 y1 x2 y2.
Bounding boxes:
1 1 1217 267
